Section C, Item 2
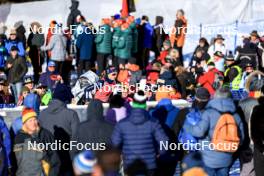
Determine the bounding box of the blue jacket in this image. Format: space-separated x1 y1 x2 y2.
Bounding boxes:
76 27 94 60
150 98 180 128
39 70 59 91
0 116 11 168
143 23 153 49
111 108 168 169
5 39 25 57
183 98 245 168
0 46 7 69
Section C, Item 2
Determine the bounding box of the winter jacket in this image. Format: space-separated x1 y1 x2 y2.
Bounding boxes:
94 78 116 103
105 106 127 124
117 28 133 59
39 99 79 173
130 22 138 54
5 55 27 83
251 97 264 153
0 92 15 104
5 39 25 57
14 127 60 176
198 68 222 95
0 117 11 168
142 22 154 49
39 99 79 140
39 70 60 91
170 16 187 48
76 27 94 60
183 98 245 168
41 33 67 62
95 25 112 54
0 45 7 69
158 50 169 65
150 98 180 129
111 108 168 170
72 99 113 156
112 27 122 57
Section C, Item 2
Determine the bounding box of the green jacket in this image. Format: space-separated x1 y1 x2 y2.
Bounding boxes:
112 27 122 57
130 22 138 54
117 28 133 59
224 65 242 90
95 24 112 54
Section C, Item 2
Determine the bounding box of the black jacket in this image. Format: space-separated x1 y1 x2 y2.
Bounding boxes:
14 127 60 176
72 99 113 157
251 97 264 153
5 56 27 83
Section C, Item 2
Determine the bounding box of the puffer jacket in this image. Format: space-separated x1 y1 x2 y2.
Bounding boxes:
117 27 133 59
183 98 245 168
111 108 168 170
130 22 138 54
41 33 67 62
112 27 122 57
14 127 60 176
72 99 113 156
95 24 112 54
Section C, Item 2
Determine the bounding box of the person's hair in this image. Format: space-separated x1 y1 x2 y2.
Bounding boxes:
175 66 186 76
177 9 185 16
199 37 209 46
109 94 124 108
142 15 149 22
169 48 179 58
96 148 121 174
155 16 163 25
214 87 232 98
0 81 10 95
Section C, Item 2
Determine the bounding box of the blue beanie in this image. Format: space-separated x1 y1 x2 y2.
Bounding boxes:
73 151 97 174
53 83 74 104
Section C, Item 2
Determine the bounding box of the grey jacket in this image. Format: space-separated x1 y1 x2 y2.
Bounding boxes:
41 34 67 62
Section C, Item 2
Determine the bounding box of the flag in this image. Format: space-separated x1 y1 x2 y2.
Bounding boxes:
121 0 136 17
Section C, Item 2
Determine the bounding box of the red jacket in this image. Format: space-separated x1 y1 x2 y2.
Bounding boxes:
157 50 169 65
198 68 222 95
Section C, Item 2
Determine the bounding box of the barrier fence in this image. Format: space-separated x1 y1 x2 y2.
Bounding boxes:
0 100 191 128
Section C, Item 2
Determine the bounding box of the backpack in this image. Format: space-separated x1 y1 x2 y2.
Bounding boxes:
178 108 202 150
211 111 240 153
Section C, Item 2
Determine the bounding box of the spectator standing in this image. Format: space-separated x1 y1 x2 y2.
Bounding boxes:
39 83 79 175
4 46 27 102
76 23 94 75
5 28 25 57
95 18 112 76
112 90 168 175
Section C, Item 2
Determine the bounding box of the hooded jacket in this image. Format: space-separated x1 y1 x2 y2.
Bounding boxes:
112 27 122 57
39 99 79 173
111 108 168 170
72 99 113 157
183 98 244 168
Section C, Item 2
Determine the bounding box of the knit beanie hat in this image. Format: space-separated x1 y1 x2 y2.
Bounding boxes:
73 151 97 175
53 83 74 104
195 88 210 102
22 108 37 123
132 90 147 109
